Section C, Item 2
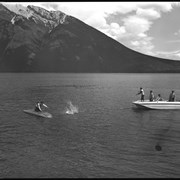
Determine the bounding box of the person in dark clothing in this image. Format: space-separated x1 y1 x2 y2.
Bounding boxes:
149 90 154 102
168 90 176 102
136 87 145 101
156 94 164 101
35 101 48 112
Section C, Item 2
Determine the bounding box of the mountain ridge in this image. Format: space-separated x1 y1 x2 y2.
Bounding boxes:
1 3 180 72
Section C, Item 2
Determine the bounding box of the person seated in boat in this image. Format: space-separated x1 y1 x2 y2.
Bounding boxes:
156 94 164 101
168 90 176 102
136 87 145 101
34 101 48 112
149 90 155 101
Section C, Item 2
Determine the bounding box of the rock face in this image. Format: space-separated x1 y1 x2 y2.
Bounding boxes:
1 3 180 72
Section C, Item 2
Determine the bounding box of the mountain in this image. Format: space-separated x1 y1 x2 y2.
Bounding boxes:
1 3 180 72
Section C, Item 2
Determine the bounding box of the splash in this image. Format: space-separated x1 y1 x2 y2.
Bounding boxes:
65 101 78 115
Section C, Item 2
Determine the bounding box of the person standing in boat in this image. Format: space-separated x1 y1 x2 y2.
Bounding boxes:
149 90 155 101
168 90 176 102
35 101 48 112
136 87 145 101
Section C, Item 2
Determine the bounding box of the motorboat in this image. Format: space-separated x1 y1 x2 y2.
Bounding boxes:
132 100 180 110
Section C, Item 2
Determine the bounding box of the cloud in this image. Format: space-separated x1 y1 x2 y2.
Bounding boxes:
41 2 138 16
99 23 126 40
85 12 108 29
124 36 155 56
41 3 59 11
109 23 126 35
136 7 161 19
174 30 180 36
111 14 155 55
123 15 152 35
131 41 140 46
155 50 180 60
137 2 173 12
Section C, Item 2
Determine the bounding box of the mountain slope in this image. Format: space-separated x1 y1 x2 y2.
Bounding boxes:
1 3 180 72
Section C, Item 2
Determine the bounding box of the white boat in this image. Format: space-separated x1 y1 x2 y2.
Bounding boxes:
132 100 180 110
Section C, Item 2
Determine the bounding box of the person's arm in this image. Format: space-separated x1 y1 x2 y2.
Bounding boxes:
38 103 42 111
43 103 48 108
136 91 140 95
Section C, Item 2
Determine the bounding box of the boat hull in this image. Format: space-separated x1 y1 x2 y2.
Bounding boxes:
132 100 180 110
23 109 53 118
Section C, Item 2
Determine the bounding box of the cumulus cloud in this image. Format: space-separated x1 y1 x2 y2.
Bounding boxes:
99 23 126 40
123 16 152 35
137 2 173 12
109 23 126 35
131 41 140 46
86 12 108 29
110 14 155 55
136 8 161 19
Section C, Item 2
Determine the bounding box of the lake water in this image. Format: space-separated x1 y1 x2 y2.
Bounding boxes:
0 73 180 178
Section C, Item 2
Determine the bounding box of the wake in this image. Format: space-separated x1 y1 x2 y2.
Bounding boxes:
65 101 78 115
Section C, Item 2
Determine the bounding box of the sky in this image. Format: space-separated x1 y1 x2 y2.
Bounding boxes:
2 1 180 60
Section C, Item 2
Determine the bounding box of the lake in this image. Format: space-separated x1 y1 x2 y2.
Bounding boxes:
0 73 180 178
